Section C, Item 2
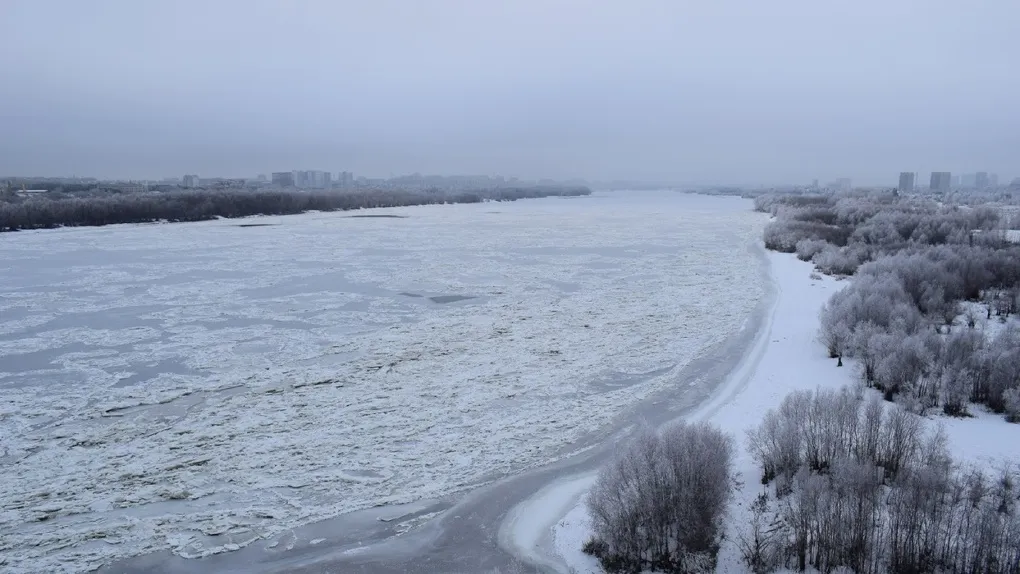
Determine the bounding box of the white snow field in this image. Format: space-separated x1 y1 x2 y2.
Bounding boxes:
0 191 767 572
546 252 1020 574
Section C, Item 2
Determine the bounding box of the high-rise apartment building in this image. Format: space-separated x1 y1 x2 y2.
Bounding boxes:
930 172 952 192
182 174 200 188
314 171 331 189
975 172 990 189
898 172 915 193
272 172 294 187
291 170 331 189
337 171 355 189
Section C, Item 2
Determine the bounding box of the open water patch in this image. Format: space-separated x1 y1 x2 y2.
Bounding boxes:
113 359 209 388
428 295 477 304
347 215 408 219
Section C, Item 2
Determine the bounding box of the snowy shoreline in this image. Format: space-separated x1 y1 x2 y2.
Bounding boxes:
500 246 781 573
509 252 839 572
531 251 1020 574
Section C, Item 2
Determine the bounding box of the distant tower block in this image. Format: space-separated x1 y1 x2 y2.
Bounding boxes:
929 172 951 193
898 172 915 193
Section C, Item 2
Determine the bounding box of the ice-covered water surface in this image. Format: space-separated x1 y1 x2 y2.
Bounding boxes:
0 191 766 572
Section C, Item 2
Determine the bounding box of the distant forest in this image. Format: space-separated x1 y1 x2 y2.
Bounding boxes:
0 186 591 231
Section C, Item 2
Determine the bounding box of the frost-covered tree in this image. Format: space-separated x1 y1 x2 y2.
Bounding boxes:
818 305 851 365
739 493 784 574
761 189 1020 419
585 422 733 573
794 238 828 262
1004 387 1020 423
746 384 1020 574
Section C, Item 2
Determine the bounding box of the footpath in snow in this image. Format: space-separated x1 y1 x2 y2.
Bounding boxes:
515 251 1020 574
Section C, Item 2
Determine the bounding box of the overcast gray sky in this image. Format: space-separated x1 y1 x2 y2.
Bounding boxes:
1 0 1016 185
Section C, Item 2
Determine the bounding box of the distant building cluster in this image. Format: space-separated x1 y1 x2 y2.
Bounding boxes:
293 170 332 189
143 171 543 193
263 170 355 190
168 170 354 191
823 178 852 191
805 170 1007 195
891 171 1001 194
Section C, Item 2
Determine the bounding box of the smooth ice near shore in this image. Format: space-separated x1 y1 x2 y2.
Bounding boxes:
0 192 767 572
546 252 1020 574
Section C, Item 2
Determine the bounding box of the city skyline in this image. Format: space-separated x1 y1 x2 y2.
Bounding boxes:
7 168 1020 191
5 165 1018 190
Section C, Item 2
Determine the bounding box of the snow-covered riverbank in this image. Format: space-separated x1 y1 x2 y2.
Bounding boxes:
529 252 1020 574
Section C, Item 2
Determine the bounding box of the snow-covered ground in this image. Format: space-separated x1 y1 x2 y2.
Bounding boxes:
547 252 1020 574
0 191 768 572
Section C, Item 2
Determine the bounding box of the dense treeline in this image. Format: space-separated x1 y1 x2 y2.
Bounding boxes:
584 422 733 573
0 186 591 231
758 191 1020 421
757 191 1004 275
744 386 1020 574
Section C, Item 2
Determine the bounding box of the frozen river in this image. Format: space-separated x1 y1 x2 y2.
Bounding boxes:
0 191 766 572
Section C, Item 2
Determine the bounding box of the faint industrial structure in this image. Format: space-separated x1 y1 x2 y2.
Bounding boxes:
930 172 952 193
898 172 915 193
182 174 200 188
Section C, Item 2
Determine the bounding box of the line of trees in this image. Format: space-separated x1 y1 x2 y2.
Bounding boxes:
0 186 591 231
584 421 734 573
758 191 1020 422
758 191 1005 276
744 386 1020 574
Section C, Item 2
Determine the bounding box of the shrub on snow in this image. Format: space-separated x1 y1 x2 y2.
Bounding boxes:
746 385 1020 574
1004 387 1020 423
585 421 733 573
794 238 828 262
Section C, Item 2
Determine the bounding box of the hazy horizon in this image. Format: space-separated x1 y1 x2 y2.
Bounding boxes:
1 0 1017 185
